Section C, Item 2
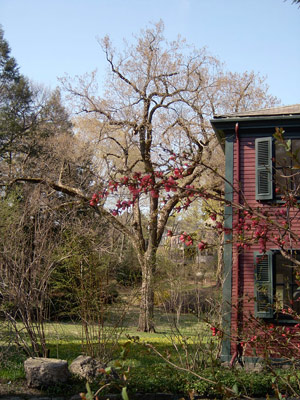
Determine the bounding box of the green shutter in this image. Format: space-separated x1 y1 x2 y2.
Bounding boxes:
255 137 273 200
254 251 273 318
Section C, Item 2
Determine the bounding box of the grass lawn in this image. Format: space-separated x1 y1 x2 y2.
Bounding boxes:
0 310 217 396
0 309 211 362
1 309 299 398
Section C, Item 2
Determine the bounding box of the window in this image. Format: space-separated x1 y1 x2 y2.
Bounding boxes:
275 139 300 195
254 251 300 319
255 137 300 200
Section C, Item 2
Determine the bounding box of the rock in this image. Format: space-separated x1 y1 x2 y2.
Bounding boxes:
0 398 24 400
69 355 104 382
244 362 264 372
132 395 186 400
24 357 70 388
69 395 82 400
221 361 231 369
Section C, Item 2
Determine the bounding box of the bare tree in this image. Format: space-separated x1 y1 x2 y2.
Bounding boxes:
0 187 72 356
13 22 278 332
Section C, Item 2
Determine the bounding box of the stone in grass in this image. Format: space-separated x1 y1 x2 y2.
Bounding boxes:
0 398 24 400
69 355 105 382
24 357 70 388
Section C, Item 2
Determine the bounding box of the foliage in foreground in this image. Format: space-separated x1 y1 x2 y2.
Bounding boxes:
126 366 272 398
1 332 300 399
83 364 300 399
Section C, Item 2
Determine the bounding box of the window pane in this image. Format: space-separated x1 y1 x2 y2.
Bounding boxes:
275 140 300 194
292 140 300 167
291 168 300 193
293 285 300 314
275 254 294 311
276 143 290 167
275 168 290 193
275 253 300 315
275 286 284 309
277 273 284 285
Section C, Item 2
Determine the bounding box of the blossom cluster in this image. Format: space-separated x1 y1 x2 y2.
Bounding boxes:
89 162 202 218
230 206 299 254
179 232 193 247
210 326 222 337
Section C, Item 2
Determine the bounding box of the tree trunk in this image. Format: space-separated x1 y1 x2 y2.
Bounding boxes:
137 254 156 332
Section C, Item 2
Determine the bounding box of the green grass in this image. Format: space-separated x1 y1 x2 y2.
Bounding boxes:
0 311 212 382
3 311 297 398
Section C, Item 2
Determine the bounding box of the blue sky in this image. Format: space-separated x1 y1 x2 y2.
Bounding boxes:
1 0 299 106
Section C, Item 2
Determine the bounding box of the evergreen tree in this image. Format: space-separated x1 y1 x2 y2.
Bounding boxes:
0 26 32 162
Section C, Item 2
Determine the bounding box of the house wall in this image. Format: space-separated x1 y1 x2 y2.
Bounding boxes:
212 113 300 362
230 133 300 359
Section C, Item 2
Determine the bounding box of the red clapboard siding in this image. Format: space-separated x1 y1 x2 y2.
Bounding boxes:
229 135 300 357
240 137 256 203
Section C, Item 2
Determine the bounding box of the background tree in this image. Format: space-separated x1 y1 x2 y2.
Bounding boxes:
0 27 109 354
6 21 278 332
0 26 74 184
0 25 32 172
59 21 278 331
0 187 71 357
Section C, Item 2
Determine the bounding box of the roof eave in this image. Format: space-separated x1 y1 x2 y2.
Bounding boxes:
212 114 300 123
210 114 300 153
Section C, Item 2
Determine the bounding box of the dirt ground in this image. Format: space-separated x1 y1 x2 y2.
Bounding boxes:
0 378 83 399
0 379 45 396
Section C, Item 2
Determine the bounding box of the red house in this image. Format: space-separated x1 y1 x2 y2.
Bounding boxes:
211 104 300 363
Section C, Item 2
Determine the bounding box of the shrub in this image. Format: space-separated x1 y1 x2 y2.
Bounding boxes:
184 367 276 398
115 259 142 286
127 364 186 394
